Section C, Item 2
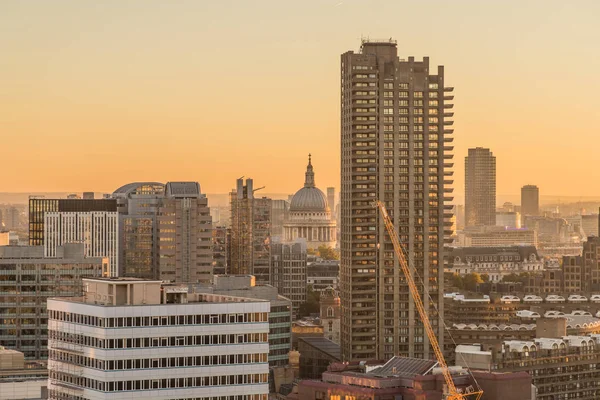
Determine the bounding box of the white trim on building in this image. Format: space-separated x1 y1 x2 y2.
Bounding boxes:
44 212 119 277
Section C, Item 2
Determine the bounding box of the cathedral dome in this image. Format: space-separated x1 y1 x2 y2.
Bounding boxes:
289 155 330 213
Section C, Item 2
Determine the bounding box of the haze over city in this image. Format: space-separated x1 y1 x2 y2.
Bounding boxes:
3 2 600 400
2 0 600 196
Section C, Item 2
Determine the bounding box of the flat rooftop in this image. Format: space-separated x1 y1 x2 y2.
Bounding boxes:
369 356 438 378
84 277 162 283
299 337 341 360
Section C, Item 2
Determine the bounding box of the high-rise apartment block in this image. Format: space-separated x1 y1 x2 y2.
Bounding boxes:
465 147 496 227
340 39 453 360
0 348 48 400
270 242 307 318
112 182 213 282
47 278 269 400
521 185 539 216
0 244 105 360
229 178 272 284
44 211 119 276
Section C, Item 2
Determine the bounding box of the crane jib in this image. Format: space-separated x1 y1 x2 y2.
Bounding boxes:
374 200 483 400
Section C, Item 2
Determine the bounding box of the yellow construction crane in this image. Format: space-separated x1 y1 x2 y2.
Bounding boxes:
374 200 483 400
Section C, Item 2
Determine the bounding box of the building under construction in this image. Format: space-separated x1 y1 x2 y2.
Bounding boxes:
229 178 272 284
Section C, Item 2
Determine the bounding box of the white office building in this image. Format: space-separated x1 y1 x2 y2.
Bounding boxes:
44 212 119 276
47 278 270 400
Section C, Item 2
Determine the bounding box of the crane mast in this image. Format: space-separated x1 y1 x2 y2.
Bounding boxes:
374 200 482 400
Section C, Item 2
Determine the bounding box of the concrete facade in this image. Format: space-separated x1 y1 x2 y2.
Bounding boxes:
340 39 452 360
270 242 307 318
209 275 293 367
457 336 600 400
0 347 47 400
0 244 105 360
47 278 270 400
459 226 538 247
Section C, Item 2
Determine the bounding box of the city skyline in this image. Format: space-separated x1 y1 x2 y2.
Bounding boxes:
2 1 600 196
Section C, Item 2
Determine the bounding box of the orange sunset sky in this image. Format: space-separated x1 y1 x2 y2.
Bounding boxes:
1 1 599 199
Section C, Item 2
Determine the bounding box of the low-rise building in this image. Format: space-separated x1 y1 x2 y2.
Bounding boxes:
292 319 323 350
293 356 531 400
495 211 521 229
457 333 600 400
0 347 47 400
458 227 538 247
306 260 339 292
448 246 543 281
47 278 270 400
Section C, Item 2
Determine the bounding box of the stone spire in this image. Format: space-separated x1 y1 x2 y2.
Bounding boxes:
304 154 315 188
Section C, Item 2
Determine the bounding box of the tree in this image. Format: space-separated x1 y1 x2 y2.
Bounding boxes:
501 272 531 287
463 273 483 291
480 273 490 283
317 245 339 260
298 285 321 318
451 274 464 290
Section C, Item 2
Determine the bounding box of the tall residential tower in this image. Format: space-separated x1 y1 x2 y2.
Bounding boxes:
521 184 540 216
465 147 496 227
340 39 453 361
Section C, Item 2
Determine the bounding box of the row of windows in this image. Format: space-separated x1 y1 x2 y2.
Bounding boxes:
49 392 266 400
49 371 268 393
50 349 267 370
48 330 268 349
48 310 268 328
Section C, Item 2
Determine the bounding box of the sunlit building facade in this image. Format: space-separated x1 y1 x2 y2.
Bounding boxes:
112 182 165 279
283 156 336 250
0 244 105 360
465 147 496 227
44 212 118 276
521 184 539 216
47 278 269 400
29 198 117 246
340 39 453 360
112 182 213 282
